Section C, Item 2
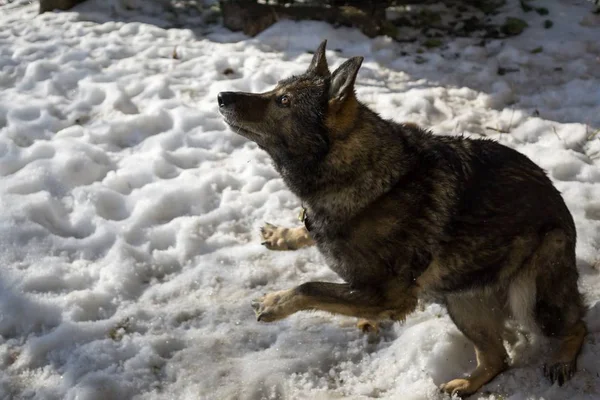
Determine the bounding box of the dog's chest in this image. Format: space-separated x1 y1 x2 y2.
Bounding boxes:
311 219 395 286
316 240 366 284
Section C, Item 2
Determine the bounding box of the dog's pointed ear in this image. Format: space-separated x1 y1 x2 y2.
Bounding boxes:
329 56 363 104
306 40 330 77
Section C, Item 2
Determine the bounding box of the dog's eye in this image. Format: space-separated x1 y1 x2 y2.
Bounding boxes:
277 95 290 107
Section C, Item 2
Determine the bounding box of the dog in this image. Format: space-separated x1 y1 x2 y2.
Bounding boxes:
217 40 587 396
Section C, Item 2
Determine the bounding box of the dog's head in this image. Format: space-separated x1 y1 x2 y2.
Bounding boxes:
218 40 363 164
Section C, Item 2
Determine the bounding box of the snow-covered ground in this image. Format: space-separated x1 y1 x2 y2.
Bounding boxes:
0 0 599 399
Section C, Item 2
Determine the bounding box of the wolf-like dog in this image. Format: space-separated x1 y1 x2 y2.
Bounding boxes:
217 40 587 396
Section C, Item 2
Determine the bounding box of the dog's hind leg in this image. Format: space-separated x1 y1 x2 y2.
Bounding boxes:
510 229 587 386
441 291 508 397
543 320 587 385
528 230 587 385
260 223 315 251
251 281 418 323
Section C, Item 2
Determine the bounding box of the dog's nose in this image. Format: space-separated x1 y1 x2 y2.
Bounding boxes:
217 92 236 108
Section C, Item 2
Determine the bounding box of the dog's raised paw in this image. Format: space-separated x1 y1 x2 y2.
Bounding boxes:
251 289 297 322
260 223 292 251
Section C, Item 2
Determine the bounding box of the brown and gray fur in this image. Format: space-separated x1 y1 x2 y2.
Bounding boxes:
217 40 587 396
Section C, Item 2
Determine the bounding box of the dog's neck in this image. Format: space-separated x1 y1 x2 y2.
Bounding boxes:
275 101 417 224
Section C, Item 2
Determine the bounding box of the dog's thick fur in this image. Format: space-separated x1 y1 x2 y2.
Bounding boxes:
218 41 587 396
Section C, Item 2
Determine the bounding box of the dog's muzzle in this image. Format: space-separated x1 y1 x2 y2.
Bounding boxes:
217 92 237 108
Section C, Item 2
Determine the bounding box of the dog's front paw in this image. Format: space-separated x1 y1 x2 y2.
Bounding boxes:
260 223 293 250
440 378 477 397
260 223 314 251
251 289 298 322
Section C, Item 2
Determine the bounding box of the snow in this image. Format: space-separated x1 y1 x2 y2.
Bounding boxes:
0 0 599 399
